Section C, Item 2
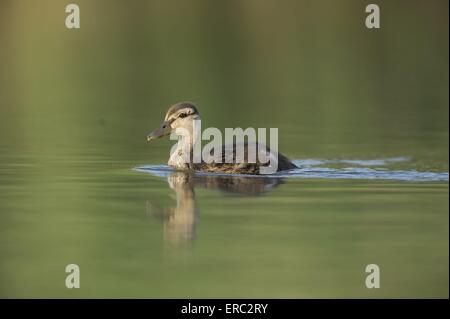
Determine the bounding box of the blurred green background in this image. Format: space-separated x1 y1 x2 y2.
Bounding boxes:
0 0 448 298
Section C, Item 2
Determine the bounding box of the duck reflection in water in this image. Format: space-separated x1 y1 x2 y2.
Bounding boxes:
146 171 284 248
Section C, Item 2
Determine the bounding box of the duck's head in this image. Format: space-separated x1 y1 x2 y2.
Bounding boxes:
147 102 200 141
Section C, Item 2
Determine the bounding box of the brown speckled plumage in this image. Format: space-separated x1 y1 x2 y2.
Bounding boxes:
190 142 297 174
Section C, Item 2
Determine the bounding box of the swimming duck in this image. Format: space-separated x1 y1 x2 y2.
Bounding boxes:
147 102 297 175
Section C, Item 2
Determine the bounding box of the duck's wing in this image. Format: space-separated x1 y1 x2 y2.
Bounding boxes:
196 142 296 174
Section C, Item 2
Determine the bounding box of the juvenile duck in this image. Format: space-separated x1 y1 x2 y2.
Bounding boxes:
147 102 297 175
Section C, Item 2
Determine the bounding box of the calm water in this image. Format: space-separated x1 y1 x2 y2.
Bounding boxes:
0 0 448 298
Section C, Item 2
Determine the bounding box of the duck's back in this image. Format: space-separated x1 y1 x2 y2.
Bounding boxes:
193 142 297 175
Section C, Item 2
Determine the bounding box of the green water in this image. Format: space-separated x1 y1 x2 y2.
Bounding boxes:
0 0 448 298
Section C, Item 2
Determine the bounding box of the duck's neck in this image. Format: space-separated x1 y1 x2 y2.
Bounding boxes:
169 120 201 169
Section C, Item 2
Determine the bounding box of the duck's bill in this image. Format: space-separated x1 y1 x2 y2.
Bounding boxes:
147 122 171 141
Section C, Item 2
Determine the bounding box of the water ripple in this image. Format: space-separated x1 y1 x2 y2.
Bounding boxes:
135 157 449 182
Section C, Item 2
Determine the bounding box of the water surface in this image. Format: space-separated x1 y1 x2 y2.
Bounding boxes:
0 0 448 298
137 157 449 182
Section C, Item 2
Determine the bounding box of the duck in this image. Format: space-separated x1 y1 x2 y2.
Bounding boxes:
147 102 297 175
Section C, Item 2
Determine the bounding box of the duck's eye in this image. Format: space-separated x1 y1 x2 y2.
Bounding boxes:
179 113 187 119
